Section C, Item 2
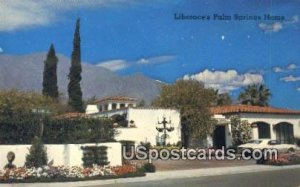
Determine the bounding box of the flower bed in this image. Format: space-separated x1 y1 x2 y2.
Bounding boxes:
265 153 300 166
0 165 145 183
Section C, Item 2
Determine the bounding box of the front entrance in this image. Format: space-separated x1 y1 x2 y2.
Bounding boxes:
213 126 226 149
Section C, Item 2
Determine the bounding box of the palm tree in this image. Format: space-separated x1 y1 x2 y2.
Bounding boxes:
212 89 232 106
238 84 271 106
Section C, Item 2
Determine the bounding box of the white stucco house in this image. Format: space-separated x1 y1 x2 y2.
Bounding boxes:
86 96 137 114
210 105 300 148
86 96 181 147
87 96 300 149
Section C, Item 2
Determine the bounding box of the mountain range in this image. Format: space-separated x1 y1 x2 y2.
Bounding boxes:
0 53 163 104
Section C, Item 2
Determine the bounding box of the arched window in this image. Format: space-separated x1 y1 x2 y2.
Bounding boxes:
112 103 117 110
254 122 271 139
275 122 294 144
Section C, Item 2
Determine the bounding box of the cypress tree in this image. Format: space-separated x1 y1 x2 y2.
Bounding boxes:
42 44 59 99
68 18 84 112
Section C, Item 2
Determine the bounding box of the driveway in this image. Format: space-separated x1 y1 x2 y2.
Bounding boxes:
129 158 256 171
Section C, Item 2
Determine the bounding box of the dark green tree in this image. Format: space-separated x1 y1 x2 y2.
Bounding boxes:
42 44 59 99
68 18 84 112
137 99 146 107
25 136 48 168
238 84 271 106
212 90 232 106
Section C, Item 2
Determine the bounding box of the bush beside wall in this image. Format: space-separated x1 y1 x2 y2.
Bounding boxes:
0 117 115 144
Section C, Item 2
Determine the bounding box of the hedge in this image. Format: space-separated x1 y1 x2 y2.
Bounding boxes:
0 116 116 144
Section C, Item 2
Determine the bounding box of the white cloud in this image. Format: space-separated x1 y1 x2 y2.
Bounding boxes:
183 69 263 93
287 63 298 70
0 47 3 53
97 59 128 71
273 67 285 73
297 87 300 91
258 22 283 33
96 54 175 71
0 0 136 31
273 63 298 73
280 75 300 82
137 55 176 65
258 15 298 33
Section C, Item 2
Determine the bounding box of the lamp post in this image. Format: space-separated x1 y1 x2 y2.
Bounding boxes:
32 108 50 138
156 116 174 146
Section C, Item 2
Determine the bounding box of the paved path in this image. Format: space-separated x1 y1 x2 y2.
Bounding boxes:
1 165 300 187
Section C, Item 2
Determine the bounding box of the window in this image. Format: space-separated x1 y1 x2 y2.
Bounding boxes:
275 123 294 144
112 103 117 110
268 140 280 145
247 140 262 144
120 103 125 108
257 122 271 139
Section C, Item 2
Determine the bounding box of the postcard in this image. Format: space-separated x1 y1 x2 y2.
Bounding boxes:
0 1 299 186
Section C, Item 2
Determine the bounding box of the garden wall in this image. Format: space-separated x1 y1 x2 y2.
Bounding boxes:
0 142 122 169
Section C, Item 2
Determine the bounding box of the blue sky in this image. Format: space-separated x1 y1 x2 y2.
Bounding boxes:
0 0 300 109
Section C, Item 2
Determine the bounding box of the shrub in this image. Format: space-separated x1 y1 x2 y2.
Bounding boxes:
0 90 60 144
0 90 116 145
230 115 252 146
176 141 182 147
295 137 300 147
25 136 48 168
141 163 156 173
43 117 115 144
81 146 109 168
266 153 300 166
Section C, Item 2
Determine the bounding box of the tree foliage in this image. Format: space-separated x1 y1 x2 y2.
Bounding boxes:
0 90 58 144
43 117 115 144
0 90 115 144
68 18 84 112
43 44 59 99
137 99 146 107
230 115 252 146
152 79 216 146
238 84 271 106
212 90 232 106
25 136 48 168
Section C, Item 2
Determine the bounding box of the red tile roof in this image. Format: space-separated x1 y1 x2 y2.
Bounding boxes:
211 105 300 115
95 96 137 103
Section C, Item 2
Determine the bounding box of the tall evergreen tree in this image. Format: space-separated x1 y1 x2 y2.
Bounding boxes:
42 44 59 99
68 18 84 112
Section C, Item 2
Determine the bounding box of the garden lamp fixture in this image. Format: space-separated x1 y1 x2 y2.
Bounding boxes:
32 107 50 138
156 115 174 146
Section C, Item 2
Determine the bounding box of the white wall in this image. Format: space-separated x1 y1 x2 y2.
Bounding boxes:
240 113 300 140
0 142 122 169
86 105 99 114
213 113 300 148
115 108 181 146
